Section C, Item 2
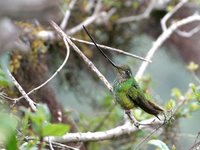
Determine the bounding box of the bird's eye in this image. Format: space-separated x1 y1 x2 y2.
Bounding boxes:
125 70 131 76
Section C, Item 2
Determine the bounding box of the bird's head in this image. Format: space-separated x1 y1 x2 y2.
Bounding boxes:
115 64 132 83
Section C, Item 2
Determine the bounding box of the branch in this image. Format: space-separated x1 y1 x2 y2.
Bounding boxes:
37 31 151 62
45 117 163 143
69 36 151 62
60 0 77 30
15 33 70 101
176 25 200 38
116 0 156 24
161 0 188 31
50 20 113 92
66 1 115 35
66 12 106 35
135 13 200 80
7 70 37 111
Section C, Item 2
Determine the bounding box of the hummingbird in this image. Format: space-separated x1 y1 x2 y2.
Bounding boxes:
83 26 164 127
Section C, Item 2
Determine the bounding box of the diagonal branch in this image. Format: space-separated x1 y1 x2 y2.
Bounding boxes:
161 0 188 31
7 70 37 111
116 0 156 24
50 20 113 92
176 25 200 38
135 13 200 80
66 12 106 35
60 0 77 30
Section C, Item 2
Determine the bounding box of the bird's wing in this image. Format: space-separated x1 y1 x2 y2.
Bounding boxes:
127 85 164 116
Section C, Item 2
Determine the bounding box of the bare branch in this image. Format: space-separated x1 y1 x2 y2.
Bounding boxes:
69 36 151 62
37 30 151 62
60 0 77 30
66 12 106 35
176 25 200 37
116 0 156 24
45 117 163 143
15 32 70 101
161 0 188 31
65 1 115 35
136 13 200 80
7 70 37 111
48 137 54 150
188 141 200 150
50 20 113 92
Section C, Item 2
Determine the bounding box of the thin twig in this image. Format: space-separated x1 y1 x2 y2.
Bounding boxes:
69 36 151 62
116 0 156 24
15 33 70 102
36 30 151 62
48 137 54 150
92 103 116 132
135 91 189 149
136 13 200 80
194 132 200 145
134 121 166 150
66 1 115 35
7 70 37 111
192 72 200 84
161 0 188 31
50 20 113 92
60 0 77 30
50 141 79 150
176 25 200 38
66 12 106 35
188 141 200 150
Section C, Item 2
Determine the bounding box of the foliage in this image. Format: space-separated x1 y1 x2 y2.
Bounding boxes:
0 103 69 149
148 139 170 150
0 67 10 87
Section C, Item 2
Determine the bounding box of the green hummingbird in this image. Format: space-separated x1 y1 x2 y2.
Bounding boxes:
83 26 164 127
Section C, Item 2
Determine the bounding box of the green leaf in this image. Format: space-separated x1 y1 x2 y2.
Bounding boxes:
171 88 182 99
36 104 51 122
0 113 18 148
148 139 169 150
0 76 10 87
187 61 199 72
189 102 200 112
42 123 70 136
21 104 52 136
5 132 18 150
0 113 18 131
165 99 176 110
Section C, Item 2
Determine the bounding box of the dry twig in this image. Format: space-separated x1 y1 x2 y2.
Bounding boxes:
37 30 151 62
50 20 113 92
60 0 77 30
7 70 37 111
116 0 156 24
14 34 70 102
136 13 200 80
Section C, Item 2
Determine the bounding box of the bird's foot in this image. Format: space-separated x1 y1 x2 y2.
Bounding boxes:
134 121 140 128
125 110 140 128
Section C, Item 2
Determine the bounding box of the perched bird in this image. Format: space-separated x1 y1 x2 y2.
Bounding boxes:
83 26 164 127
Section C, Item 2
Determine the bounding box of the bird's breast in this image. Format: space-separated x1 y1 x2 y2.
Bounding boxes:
113 79 135 110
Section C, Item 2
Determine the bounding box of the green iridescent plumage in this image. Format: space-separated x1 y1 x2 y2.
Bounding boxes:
83 26 164 120
113 65 164 118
